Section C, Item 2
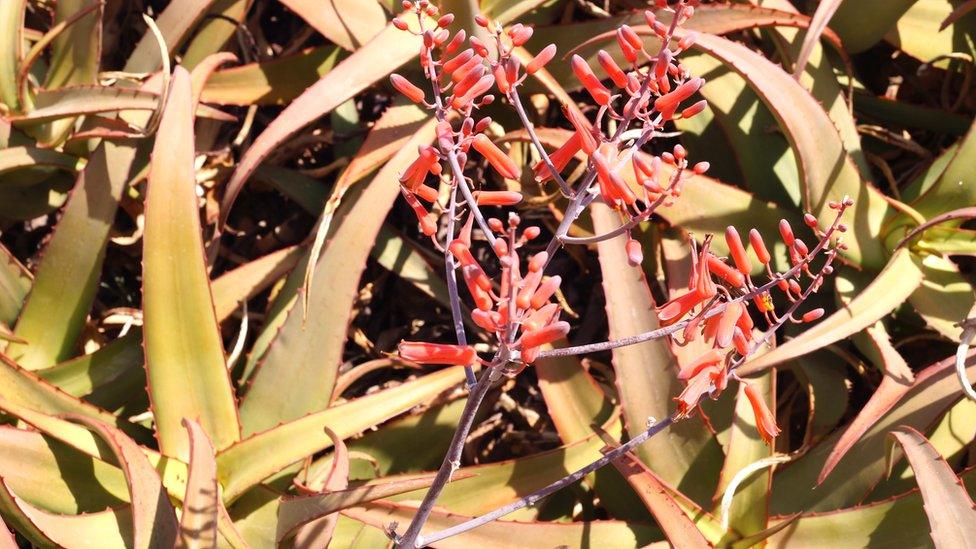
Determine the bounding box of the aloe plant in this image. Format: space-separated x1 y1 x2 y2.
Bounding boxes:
0 0 973 547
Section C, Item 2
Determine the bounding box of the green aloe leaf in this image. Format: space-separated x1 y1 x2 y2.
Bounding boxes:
210 244 303 323
887 0 976 61
238 105 434 435
66 415 179 549
218 366 467 502
200 45 342 106
3 139 138 370
219 19 422 225
13 86 234 125
907 253 976 342
0 244 30 326
142 66 240 459
887 427 976 546
0 146 83 181
178 419 220 548
37 330 144 409
739 248 924 375
180 0 250 69
278 0 387 51
592 202 722 505
343 501 659 547
0 0 25 112
123 0 214 73
830 0 918 53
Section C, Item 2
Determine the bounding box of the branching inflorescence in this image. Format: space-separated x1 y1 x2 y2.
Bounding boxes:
384 0 850 546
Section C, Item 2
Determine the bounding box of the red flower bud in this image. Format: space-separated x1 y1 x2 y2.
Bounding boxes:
571 55 611 105
749 229 771 265
706 254 745 288
472 133 521 179
520 320 570 349
744 383 780 444
398 341 477 365
509 25 533 46
529 275 561 310
802 308 825 323
527 44 557 74
678 349 724 380
444 49 475 74
778 219 795 247
619 24 643 50
725 226 751 276
534 133 581 182
390 74 426 103
564 106 598 155
626 238 643 266
475 190 523 206
681 99 707 119
597 50 628 88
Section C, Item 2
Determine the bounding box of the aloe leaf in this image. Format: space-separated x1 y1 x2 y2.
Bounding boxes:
343 501 660 547
219 20 422 225
772 350 976 513
276 475 441 543
830 0 918 53
0 0 25 112
0 146 83 180
238 106 434 435
67 415 179 549
180 0 250 70
0 426 127 514
34 0 103 145
908 253 976 342
689 32 889 269
3 139 138 370
739 248 924 376
12 86 234 125
0 513 14 549
0 244 30 326
1 484 131 549
606 449 715 547
278 0 386 51
909 120 976 222
886 427 976 546
592 202 722 504
37 330 144 404
200 45 342 106
178 419 219 548
210 244 303 323
714 374 775 539
218 366 467 502
887 0 976 61
142 67 239 458
124 0 214 73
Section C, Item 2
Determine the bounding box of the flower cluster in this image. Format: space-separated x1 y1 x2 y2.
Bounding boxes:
667 198 852 442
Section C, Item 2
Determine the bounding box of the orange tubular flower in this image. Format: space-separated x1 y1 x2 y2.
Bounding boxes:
390 74 426 103
725 226 752 276
398 341 477 365
472 134 521 179
749 228 771 265
744 383 780 444
526 44 557 74
656 288 707 326
533 133 581 182
596 50 628 88
563 105 598 154
571 55 611 105
675 367 716 417
654 77 703 119
705 254 745 288
475 190 523 206
677 349 724 380
529 275 561 310
520 320 570 349
523 303 559 332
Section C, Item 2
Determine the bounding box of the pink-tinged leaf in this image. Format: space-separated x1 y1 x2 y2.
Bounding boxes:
239 105 433 435
0 243 30 326
278 0 386 51
11 86 235 125
739 249 923 376
687 31 890 268
178 419 219 549
277 474 446 543
535 344 613 444
591 202 721 504
941 0 976 30
218 21 422 228
793 0 843 78
143 66 240 459
342 500 659 547
66 415 179 549
124 0 213 73
218 366 467 502
773 350 976 514
4 143 138 371
0 512 15 549
0 353 119 425
887 426 976 547
210 244 303 323
0 0 25 111
713 374 775 537
603 444 713 548
200 45 342 106
817 376 911 484
290 426 349 547
0 480 128 549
